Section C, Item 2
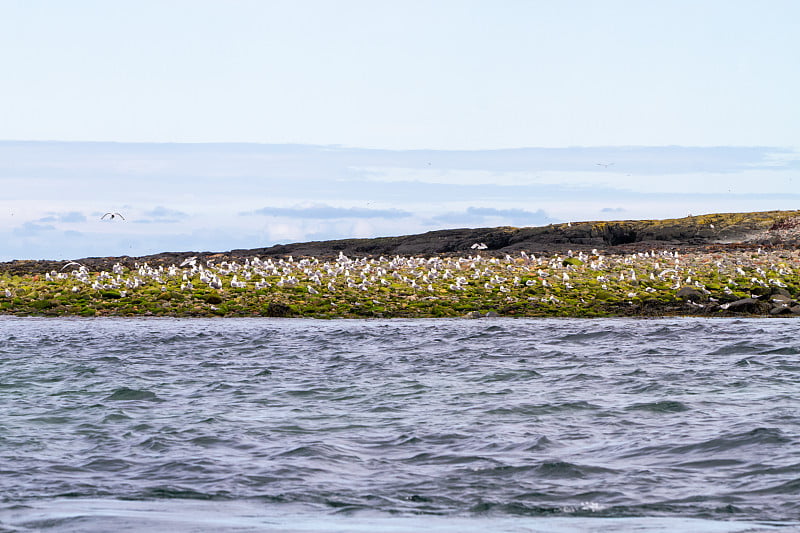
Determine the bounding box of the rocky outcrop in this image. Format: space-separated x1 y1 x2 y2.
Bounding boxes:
718 289 800 316
227 209 800 259
3 209 800 275
676 286 707 303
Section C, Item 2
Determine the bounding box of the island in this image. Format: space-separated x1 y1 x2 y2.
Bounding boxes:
2 210 799 318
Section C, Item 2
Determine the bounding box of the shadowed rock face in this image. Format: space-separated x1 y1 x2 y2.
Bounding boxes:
3 209 800 275
230 209 800 257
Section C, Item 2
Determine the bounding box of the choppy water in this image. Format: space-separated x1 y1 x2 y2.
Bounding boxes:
1 317 799 532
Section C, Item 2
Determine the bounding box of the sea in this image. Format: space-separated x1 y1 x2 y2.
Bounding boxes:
1 316 799 533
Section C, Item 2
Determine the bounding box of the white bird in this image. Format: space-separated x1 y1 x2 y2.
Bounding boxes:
101 212 125 220
60 261 84 271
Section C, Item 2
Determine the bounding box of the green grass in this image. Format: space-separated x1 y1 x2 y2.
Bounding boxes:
1 249 798 318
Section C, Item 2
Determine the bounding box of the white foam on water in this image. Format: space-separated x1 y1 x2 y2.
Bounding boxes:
0 499 795 533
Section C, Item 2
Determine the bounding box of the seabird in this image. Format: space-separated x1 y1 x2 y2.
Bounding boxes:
102 212 125 220
596 162 614 168
180 256 198 268
59 261 84 271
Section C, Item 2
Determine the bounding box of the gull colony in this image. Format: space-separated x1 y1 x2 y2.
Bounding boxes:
2 248 800 317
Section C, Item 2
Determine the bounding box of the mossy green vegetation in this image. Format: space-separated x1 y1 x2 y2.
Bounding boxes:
1 248 799 318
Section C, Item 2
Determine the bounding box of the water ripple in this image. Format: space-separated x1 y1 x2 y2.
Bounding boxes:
0 316 799 527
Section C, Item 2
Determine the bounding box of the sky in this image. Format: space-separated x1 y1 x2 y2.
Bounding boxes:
1 1 799 260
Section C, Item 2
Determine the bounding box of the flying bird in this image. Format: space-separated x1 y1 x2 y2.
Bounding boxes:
59 261 84 271
180 256 198 268
102 212 125 220
596 162 614 168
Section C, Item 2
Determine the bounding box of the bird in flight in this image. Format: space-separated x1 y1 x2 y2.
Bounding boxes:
59 261 84 271
102 212 125 220
596 162 614 168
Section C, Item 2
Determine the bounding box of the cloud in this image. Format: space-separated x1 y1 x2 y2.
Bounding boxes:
143 206 189 219
12 221 57 236
38 211 87 223
246 204 412 219
432 206 555 227
134 205 191 224
5 142 800 261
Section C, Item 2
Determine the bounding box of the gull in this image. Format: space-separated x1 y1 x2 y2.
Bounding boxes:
471 242 488 250
59 261 84 271
596 162 614 168
180 256 198 268
102 212 125 220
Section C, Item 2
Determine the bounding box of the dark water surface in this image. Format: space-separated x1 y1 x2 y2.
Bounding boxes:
1 317 799 532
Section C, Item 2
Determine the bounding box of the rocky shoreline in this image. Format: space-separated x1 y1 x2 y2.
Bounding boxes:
1 209 799 318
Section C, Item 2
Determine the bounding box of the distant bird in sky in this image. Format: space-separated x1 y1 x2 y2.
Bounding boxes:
102 212 125 220
596 162 614 168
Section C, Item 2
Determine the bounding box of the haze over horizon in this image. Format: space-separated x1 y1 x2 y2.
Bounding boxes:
2 1 798 261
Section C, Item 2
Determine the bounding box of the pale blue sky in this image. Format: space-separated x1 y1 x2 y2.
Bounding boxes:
1 1 799 259
2 0 798 148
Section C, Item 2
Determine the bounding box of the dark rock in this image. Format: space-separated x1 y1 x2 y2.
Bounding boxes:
264 302 292 317
790 305 800 316
770 306 794 315
770 294 794 306
601 224 638 245
676 286 707 302
724 298 771 314
771 287 792 298
749 286 771 298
